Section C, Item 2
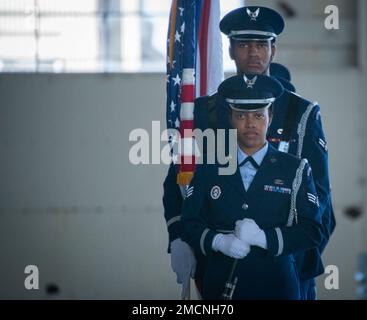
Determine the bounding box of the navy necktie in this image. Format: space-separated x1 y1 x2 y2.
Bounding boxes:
238 156 259 169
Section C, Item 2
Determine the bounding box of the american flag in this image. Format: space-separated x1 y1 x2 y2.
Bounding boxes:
166 0 223 186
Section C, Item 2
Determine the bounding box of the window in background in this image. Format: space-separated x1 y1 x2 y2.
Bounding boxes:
0 0 99 72
0 0 243 73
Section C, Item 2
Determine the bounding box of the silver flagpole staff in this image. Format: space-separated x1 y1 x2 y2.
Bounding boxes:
182 279 191 300
180 184 191 301
222 259 239 300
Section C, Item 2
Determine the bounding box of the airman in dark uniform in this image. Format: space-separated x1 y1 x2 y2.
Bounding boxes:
181 74 323 299
163 6 335 300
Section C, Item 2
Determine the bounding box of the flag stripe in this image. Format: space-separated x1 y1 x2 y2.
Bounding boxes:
206 0 223 95
180 156 196 168
198 0 210 96
182 68 195 84
179 120 194 134
180 102 195 120
181 85 195 102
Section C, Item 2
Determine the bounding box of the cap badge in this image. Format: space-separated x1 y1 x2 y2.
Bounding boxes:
243 75 257 89
246 8 260 21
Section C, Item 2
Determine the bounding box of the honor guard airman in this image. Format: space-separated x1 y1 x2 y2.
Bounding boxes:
163 6 335 300
181 74 323 299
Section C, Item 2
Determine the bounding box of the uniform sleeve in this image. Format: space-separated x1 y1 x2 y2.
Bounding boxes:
301 104 336 251
264 161 323 257
180 165 218 257
162 163 183 253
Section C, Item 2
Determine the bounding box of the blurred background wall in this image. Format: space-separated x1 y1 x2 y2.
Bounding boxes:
0 0 366 299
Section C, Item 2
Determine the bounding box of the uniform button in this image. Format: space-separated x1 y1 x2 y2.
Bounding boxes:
242 203 249 210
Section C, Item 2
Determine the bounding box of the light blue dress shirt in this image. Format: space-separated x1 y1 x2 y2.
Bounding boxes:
238 142 268 191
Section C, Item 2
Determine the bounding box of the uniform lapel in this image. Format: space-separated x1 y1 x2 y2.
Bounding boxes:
246 144 279 194
217 165 247 197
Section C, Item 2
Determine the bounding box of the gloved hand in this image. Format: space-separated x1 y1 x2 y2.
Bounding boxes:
212 233 250 259
235 218 267 249
170 238 196 299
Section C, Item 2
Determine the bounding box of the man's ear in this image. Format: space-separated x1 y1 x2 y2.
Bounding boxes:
270 43 276 62
268 109 273 126
229 45 234 60
228 109 233 124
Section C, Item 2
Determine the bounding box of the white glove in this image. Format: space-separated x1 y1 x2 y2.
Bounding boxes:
235 218 267 249
212 233 250 259
170 238 196 299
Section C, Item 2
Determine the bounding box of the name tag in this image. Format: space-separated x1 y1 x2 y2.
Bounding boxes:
264 185 291 194
278 141 290 153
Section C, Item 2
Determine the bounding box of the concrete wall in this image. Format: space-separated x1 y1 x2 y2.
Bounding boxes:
0 70 365 299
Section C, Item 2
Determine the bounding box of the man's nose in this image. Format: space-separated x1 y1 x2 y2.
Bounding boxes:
248 44 259 55
245 116 256 127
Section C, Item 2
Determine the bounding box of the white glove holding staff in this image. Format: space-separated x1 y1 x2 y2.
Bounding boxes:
212 233 251 259
235 218 268 249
